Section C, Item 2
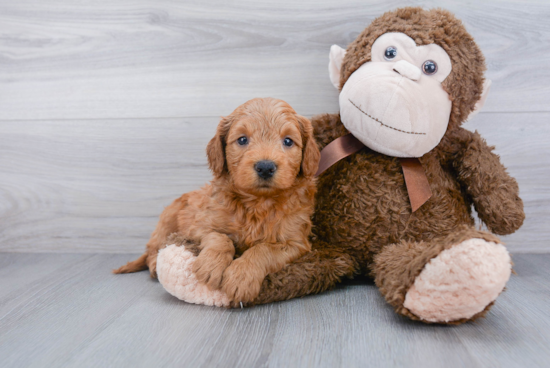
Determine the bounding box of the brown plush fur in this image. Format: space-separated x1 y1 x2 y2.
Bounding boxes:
249 8 524 324
114 97 320 304
340 7 486 133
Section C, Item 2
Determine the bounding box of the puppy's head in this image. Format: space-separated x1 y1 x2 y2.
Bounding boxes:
207 98 320 193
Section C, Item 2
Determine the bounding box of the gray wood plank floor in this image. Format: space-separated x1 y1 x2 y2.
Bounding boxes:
0 253 548 368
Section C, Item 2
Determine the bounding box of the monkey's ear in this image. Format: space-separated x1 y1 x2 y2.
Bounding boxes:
469 79 492 120
329 45 346 90
206 116 233 178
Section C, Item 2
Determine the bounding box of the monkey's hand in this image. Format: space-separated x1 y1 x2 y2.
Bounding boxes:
454 130 525 235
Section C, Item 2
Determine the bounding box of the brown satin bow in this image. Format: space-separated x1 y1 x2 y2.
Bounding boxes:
314 133 432 212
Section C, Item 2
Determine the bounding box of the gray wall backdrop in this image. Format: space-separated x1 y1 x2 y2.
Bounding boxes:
1 0 548 253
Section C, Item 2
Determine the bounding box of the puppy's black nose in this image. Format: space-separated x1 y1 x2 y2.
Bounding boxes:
255 160 277 180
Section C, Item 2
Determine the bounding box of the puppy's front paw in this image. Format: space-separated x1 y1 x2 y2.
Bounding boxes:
221 258 263 304
192 248 233 290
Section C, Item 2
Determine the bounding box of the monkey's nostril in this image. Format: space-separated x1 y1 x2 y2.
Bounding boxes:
254 160 277 180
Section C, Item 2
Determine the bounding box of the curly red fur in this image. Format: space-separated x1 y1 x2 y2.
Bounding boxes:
114 98 320 304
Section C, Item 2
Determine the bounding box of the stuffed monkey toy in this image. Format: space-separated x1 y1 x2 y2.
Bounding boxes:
157 7 525 324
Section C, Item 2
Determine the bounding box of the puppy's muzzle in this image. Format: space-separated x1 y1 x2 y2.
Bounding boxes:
255 160 277 180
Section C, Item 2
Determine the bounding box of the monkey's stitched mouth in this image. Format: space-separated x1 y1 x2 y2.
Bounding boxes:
348 99 426 135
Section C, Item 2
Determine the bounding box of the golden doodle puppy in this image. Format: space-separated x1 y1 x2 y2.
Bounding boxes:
114 97 320 303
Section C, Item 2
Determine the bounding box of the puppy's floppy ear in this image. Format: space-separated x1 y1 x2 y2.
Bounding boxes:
297 116 321 178
207 115 233 178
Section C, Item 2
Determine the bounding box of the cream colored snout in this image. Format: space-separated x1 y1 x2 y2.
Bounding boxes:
393 60 421 81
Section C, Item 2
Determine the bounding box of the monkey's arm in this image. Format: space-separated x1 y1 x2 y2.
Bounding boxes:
452 129 525 235
311 113 349 150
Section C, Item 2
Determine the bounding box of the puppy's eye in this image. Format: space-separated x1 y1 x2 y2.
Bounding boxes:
384 46 397 60
283 137 294 147
237 136 248 145
422 60 438 75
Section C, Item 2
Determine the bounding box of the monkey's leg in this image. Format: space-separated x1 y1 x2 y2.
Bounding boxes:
373 227 512 324
248 246 358 306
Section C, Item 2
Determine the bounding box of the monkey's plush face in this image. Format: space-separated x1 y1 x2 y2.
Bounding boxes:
332 33 455 157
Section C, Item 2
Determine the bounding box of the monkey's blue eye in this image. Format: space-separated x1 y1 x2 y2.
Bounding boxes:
422 60 438 75
283 137 294 147
384 46 397 60
237 136 248 145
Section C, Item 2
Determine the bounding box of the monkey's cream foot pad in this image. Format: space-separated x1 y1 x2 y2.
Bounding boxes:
157 244 230 307
403 238 512 323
